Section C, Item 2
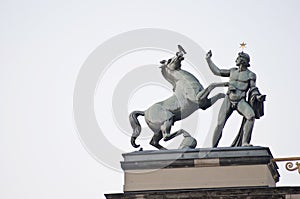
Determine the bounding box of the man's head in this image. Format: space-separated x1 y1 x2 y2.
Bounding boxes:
236 52 250 67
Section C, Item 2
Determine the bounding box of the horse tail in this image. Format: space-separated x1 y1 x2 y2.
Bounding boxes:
129 111 145 148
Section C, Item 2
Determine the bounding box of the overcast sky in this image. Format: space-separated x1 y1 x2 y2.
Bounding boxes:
0 1 300 198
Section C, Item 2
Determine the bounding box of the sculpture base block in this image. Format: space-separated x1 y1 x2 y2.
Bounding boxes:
121 146 279 192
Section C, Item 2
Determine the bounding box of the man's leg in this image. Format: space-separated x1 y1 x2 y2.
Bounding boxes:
212 96 233 147
237 99 255 146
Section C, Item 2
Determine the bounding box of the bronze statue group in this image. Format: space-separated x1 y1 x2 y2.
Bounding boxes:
129 45 265 150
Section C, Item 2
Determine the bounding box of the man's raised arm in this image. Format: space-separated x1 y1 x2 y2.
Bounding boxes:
206 50 230 77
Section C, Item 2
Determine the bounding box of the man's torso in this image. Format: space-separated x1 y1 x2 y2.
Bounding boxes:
227 68 255 101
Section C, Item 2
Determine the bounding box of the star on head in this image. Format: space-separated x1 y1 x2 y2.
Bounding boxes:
240 42 247 50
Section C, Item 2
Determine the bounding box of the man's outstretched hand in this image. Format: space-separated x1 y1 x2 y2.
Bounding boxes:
206 50 212 59
257 94 266 102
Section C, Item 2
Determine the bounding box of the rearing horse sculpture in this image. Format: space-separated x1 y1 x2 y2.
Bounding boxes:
129 46 228 150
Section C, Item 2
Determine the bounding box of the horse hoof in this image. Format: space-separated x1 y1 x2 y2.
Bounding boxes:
164 135 171 141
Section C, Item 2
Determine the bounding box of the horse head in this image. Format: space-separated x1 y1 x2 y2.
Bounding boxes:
166 53 184 70
160 45 186 71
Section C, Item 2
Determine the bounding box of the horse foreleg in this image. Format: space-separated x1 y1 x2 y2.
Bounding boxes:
201 93 226 110
150 132 166 150
197 82 228 101
210 93 226 105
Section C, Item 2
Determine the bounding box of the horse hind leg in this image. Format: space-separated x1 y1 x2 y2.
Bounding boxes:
149 118 173 150
150 131 166 150
164 129 185 141
164 129 197 149
160 118 173 140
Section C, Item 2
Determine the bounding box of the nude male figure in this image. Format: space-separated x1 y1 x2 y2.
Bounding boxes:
206 50 265 147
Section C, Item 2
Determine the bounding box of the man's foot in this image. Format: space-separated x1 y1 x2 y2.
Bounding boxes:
242 143 253 147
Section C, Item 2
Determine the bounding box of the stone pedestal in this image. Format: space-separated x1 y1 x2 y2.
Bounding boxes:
104 146 297 199
120 146 280 192
105 187 300 199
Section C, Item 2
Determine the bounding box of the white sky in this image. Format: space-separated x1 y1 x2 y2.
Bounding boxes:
0 0 300 198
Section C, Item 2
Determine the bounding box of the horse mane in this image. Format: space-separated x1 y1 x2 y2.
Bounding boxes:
160 64 176 91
